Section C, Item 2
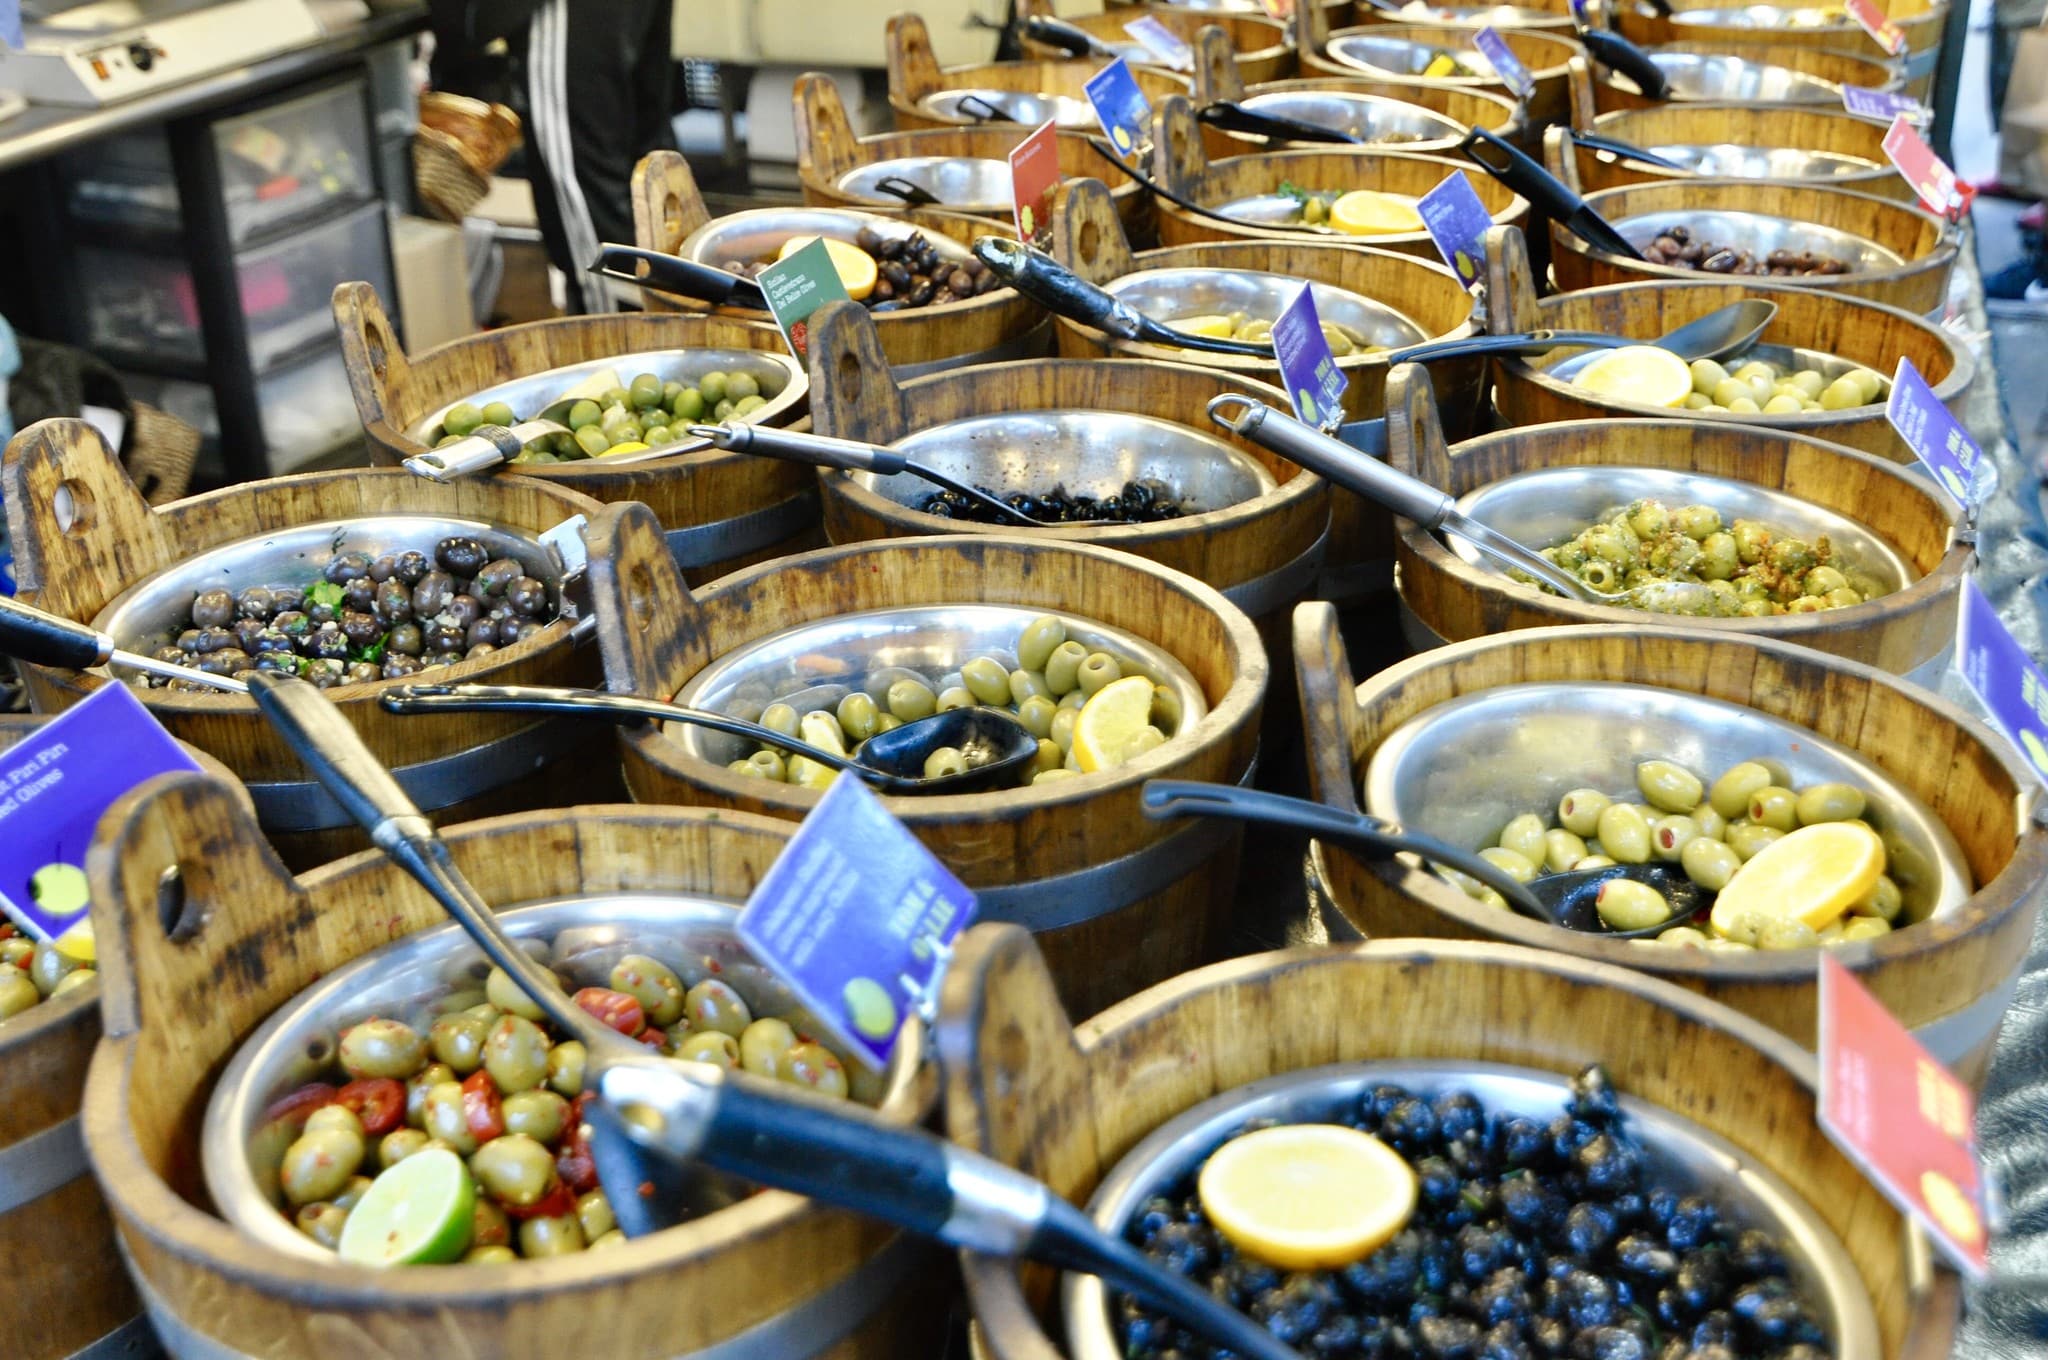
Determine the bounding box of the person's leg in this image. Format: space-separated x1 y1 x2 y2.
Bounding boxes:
630 0 681 165
1993 21 2020 128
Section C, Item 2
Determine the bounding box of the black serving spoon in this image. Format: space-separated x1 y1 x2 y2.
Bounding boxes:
970 237 1280 357
1194 99 1367 146
1459 126 1644 259
0 593 252 692
1020 13 1120 58
1382 297 1776 365
587 244 771 310
378 683 1040 795
1084 137 1339 237
244 670 1307 1360
1143 781 1702 938
1572 24 1673 100
1569 129 1690 172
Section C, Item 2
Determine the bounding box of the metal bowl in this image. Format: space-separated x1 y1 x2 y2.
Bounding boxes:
1327 32 1499 76
917 88 1097 129
836 157 1015 213
1614 208 1905 272
1542 340 1893 394
1102 266 1431 361
1644 142 1884 180
1671 3 1852 27
405 347 807 445
1618 52 1839 102
1064 1059 1882 1360
1376 0 1566 25
1237 90 1469 147
1212 188 1425 230
678 206 978 272
667 604 1210 767
1152 0 1264 10
1362 680 1975 923
204 891 924 1262
93 514 570 666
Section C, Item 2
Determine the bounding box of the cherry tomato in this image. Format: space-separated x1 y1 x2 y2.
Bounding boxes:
461 1069 505 1142
336 1078 405 1136
502 1178 578 1221
259 1081 338 1129
574 987 645 1037
556 1092 598 1194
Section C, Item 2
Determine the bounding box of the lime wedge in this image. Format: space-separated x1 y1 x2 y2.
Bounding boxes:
337 1148 475 1267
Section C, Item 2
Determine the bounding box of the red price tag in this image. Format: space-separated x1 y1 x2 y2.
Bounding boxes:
1007 120 1061 249
1844 0 1907 53
1260 0 1295 16
1818 954 1990 1279
1882 114 1972 221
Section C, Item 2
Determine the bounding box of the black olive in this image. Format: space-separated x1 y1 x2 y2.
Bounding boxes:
875 235 906 260
1699 248 1739 273
375 580 414 622
191 589 236 628
1577 1325 1648 1360
412 570 455 617
1728 1228 1786 1280
474 558 524 596
466 620 500 649
304 659 346 688
345 662 382 685
1615 1234 1677 1281
855 224 883 252
343 576 378 614
272 610 310 637
869 300 906 313
905 277 936 307
324 552 374 584
393 550 430 585
195 647 251 675
880 260 911 289
506 577 548 617
191 626 238 655
439 594 482 630
420 620 463 654
369 553 399 583
232 618 267 651
236 586 277 621
306 627 351 661
509 619 545 645
306 599 339 626
1564 1202 1619 1257
382 653 424 678
339 612 383 648
1651 235 1683 256
386 621 425 656
435 537 489 577
251 628 295 656
422 651 463 671
255 652 301 675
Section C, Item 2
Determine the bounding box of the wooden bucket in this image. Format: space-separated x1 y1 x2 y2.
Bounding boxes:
1386 361 1970 675
1189 23 1524 159
1 420 614 871
81 783 944 1360
1615 0 1947 94
1297 3 1584 134
1543 163 1959 315
938 922 1962 1360
584 502 1267 1019
1481 222 1975 464
885 12 1191 132
1018 0 1295 85
1148 94 1530 257
794 74 1151 241
628 151 1051 378
1560 99 1912 201
0 717 244 1360
1048 176 1478 572
1294 605 2046 1080
1584 38 1906 114
337 283 825 583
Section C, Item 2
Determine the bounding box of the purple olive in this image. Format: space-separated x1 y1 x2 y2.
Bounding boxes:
369 554 399 583
191 589 235 628
506 577 548 617
435 537 489 577
475 559 525 597
339 612 383 648
466 620 500 650
394 551 430 585
306 628 351 662
413 571 455 618
272 610 310 638
441 595 483 630
196 647 251 676
387 622 425 656
345 662 382 685
236 587 278 621
382 654 424 679
423 621 466 654
344 577 378 614
375 580 414 622
324 552 374 585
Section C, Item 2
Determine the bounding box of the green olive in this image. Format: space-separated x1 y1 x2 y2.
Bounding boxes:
1594 803 1652 864
835 692 880 743
629 373 664 408
27 940 82 999
1725 823 1785 861
1542 829 1588 874
296 1202 351 1249
483 1014 552 1094
924 747 969 779
420 1081 478 1154
760 702 801 737
546 1039 587 1096
799 710 848 756
1650 815 1698 861
748 750 787 781
1075 652 1122 696
935 686 975 713
465 1244 518 1265
379 1128 431 1168
1151 684 1183 733
1029 738 1064 779
1058 689 1087 711
1009 669 1051 706
430 1012 491 1074
1841 915 1893 941
727 371 761 401
1795 781 1866 825
519 1213 587 1258
786 1041 852 1098
1635 760 1704 813
684 979 754 1038
787 755 837 789
0 968 38 1020
1747 786 1799 831
1557 788 1611 837
307 1105 365 1140
1679 837 1743 892
280 1127 366 1206
577 1189 617 1242
44 966 88 999
1478 847 1538 884
1496 813 1546 863
406 1062 456 1129
0 938 32 968
671 388 707 422
444 401 484 437
1656 925 1712 948
1709 761 1775 819
1016 695 1058 739
339 1018 427 1080
609 954 687 1027
1755 918 1820 951
502 1089 572 1142
486 965 558 1022
675 1030 741 1068
1690 803 1727 841
1572 855 1616 871
1049 707 1079 750
1819 376 1863 410
1852 873 1903 922
961 656 1012 705
1017 616 1068 672
473 1134 559 1207
739 1017 798 1080
1595 879 1671 932
1044 641 1089 696
886 680 937 721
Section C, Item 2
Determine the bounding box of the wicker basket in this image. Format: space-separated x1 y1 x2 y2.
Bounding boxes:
413 92 521 223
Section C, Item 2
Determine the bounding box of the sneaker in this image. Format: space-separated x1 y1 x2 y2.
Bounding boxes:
1983 258 2044 300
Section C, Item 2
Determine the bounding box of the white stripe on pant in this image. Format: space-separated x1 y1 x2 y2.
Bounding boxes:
527 0 615 313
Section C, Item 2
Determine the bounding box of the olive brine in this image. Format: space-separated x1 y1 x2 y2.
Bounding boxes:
138 536 552 690
1119 1066 1831 1360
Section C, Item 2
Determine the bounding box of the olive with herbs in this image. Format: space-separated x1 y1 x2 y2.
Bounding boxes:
436 537 490 577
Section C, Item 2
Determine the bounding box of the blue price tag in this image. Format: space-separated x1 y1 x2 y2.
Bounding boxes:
0 684 203 947
1958 579 2048 786
1123 15 1194 70
1885 356 1983 506
1473 28 1535 100
1084 57 1153 161
736 774 976 1070
1419 172 1493 289
1272 282 1350 431
1566 0 1590 25
1843 85 1924 123
0 0 20 51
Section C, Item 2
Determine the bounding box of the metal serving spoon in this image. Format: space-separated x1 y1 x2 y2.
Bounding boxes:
1459 126 1644 259
0 594 251 692
1019 13 1121 58
1084 138 1343 237
1194 99 1368 146
1384 297 1776 366
588 243 770 310
971 238 1278 357
243 671 1306 1360
1569 130 1691 172
1205 395 1722 614
379 682 1041 795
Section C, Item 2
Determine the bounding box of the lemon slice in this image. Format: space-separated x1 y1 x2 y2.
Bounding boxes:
1568 345 1695 409
1198 1124 1418 1270
52 919 95 965
1710 820 1885 937
595 441 650 457
1173 314 1238 339
1071 675 1165 774
1327 189 1425 237
337 1148 475 1267
777 235 880 301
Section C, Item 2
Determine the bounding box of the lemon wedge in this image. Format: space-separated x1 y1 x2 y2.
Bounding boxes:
1198 1124 1418 1270
777 235 879 301
1173 314 1238 339
1071 675 1166 774
1710 820 1886 938
1568 345 1695 409
1327 189 1425 237
595 441 649 457
53 919 95 965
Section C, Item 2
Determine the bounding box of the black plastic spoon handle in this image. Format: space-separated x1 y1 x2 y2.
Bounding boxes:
1085 139 1329 237
693 422 911 475
1020 14 1105 56
0 594 113 669
1459 127 1643 260
1196 100 1363 145
1384 330 1636 364
588 244 766 309
1571 131 1689 172
1578 27 1672 100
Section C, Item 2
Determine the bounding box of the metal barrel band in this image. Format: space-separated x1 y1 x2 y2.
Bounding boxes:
1221 527 1330 621
62 1316 157 1360
244 715 594 833
890 315 1056 380
0 1114 86 1216
664 487 822 571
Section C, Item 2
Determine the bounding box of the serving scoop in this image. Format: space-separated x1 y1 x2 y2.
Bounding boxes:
971 238 1281 357
1384 297 1775 366
0 593 252 692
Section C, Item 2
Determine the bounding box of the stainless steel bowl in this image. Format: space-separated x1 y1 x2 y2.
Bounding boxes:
1644 142 1885 180
203 891 924 1262
1542 340 1893 394
1378 0 1564 25
1238 90 1468 147
667 604 1210 767
1212 188 1426 230
1327 32 1499 77
93 514 569 665
1064 1059 1883 1360
1154 0 1263 10
1613 208 1905 272
1671 3 1852 27
1102 266 1431 361
679 206 978 272
918 88 1097 129
405 348 807 445
836 156 1015 212
1617 52 1840 102
1362 681 1975 922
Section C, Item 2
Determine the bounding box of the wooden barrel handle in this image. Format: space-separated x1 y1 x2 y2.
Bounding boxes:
886 12 945 105
1385 361 1455 491
1150 94 1207 196
1016 0 1051 15
1291 601 1366 816
1545 120 1586 193
332 280 415 453
1 418 170 620
793 72 860 184
586 500 715 700
805 300 910 444
630 150 712 256
1295 0 1330 55
85 771 306 1043
1481 224 1544 334
1193 24 1246 104
1565 58 1598 132
1051 179 1137 284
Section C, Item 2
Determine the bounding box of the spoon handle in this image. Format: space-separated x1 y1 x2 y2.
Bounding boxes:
1438 512 1604 605
1576 27 1672 101
690 422 910 475
1019 14 1106 57
586 244 765 308
1383 331 1634 364
1195 100 1361 146
1459 127 1642 260
0 593 113 669
1206 394 1455 528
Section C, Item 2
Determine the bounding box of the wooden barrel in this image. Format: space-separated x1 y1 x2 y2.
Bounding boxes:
584 503 1267 1019
794 73 1152 241
1543 166 1959 315
1148 94 1530 257
885 12 1191 132
805 298 1328 652
1385 361 1970 675
1482 221 1975 464
938 922 1962 1360
1049 176 1477 573
1615 0 1947 94
1188 23 1524 158
82 780 944 1360
0 717 245 1360
1586 38 1906 115
2 419 615 871
628 151 1051 378
1560 98 1913 202
1293 605 2046 1081
336 283 824 583
1295 3 1584 134
1018 0 1295 85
